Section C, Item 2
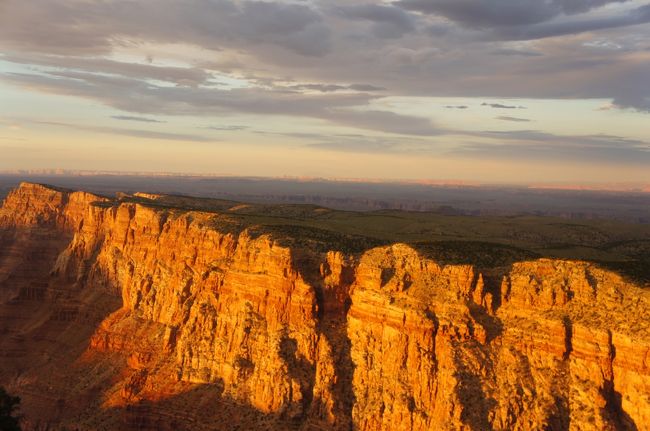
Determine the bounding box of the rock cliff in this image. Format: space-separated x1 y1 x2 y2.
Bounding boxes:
0 182 648 430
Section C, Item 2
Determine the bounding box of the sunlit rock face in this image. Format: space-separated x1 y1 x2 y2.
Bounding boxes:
0 182 648 430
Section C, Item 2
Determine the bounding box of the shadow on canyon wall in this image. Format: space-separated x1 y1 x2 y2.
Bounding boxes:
106 383 302 431
0 211 644 430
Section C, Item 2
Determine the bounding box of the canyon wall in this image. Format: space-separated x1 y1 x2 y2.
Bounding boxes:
0 183 648 430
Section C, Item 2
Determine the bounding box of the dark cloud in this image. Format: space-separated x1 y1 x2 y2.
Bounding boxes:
395 0 650 42
397 0 557 27
234 1 331 56
0 0 331 57
586 58 650 112
490 4 650 40
496 116 532 122
348 84 387 92
426 23 453 36
111 115 166 123
395 0 632 28
482 103 527 109
333 4 417 38
560 0 632 14
491 48 544 57
614 95 650 112
445 105 469 109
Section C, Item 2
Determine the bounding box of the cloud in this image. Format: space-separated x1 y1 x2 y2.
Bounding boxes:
2 53 210 86
308 136 424 153
205 125 249 131
0 0 332 57
490 4 650 41
0 0 647 114
596 103 616 111
496 116 532 122
324 109 441 136
0 69 440 136
111 115 166 123
426 23 454 36
333 4 417 38
0 0 648 166
482 103 527 109
255 126 650 162
611 65 650 112
471 129 649 147
395 0 632 28
287 83 347 92
491 48 544 57
457 142 650 165
395 0 650 41
104 128 215 143
256 130 434 154
0 70 365 116
286 83 386 93
31 120 214 142
397 0 557 27
349 83 387 92
452 131 650 164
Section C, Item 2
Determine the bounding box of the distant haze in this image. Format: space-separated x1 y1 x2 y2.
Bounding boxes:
1 173 648 223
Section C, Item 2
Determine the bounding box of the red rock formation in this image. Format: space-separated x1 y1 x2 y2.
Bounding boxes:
0 183 648 430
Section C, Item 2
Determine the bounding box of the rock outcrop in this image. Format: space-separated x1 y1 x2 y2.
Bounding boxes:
0 182 648 430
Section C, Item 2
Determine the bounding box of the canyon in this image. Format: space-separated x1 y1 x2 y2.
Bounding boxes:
0 182 648 430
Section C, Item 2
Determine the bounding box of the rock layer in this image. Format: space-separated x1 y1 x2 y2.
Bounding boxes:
0 182 648 430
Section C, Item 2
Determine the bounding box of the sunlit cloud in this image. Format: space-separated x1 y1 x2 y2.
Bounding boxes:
0 0 648 182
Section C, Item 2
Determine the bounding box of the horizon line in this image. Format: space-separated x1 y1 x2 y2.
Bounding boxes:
1 168 649 193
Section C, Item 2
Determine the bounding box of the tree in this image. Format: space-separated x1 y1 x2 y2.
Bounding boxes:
0 386 21 431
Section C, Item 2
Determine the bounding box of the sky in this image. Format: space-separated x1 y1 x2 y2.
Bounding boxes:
0 0 649 184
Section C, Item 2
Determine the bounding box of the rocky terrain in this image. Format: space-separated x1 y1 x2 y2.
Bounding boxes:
3 174 650 223
0 182 648 430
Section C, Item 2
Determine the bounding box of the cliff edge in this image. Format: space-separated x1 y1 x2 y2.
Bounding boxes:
0 182 648 430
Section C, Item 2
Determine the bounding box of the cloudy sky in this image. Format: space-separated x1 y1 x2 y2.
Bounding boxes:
0 0 649 183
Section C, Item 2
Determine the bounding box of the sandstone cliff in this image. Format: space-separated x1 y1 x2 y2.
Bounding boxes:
0 182 648 430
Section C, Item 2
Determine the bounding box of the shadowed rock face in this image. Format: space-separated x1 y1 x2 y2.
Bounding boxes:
0 182 648 430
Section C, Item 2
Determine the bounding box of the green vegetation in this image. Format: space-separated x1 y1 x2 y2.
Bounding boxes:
96 193 650 285
0 387 21 431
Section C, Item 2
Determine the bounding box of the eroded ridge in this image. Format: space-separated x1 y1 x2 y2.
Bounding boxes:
0 183 647 430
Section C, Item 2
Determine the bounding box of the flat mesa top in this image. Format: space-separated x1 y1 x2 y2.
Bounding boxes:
13 182 645 285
